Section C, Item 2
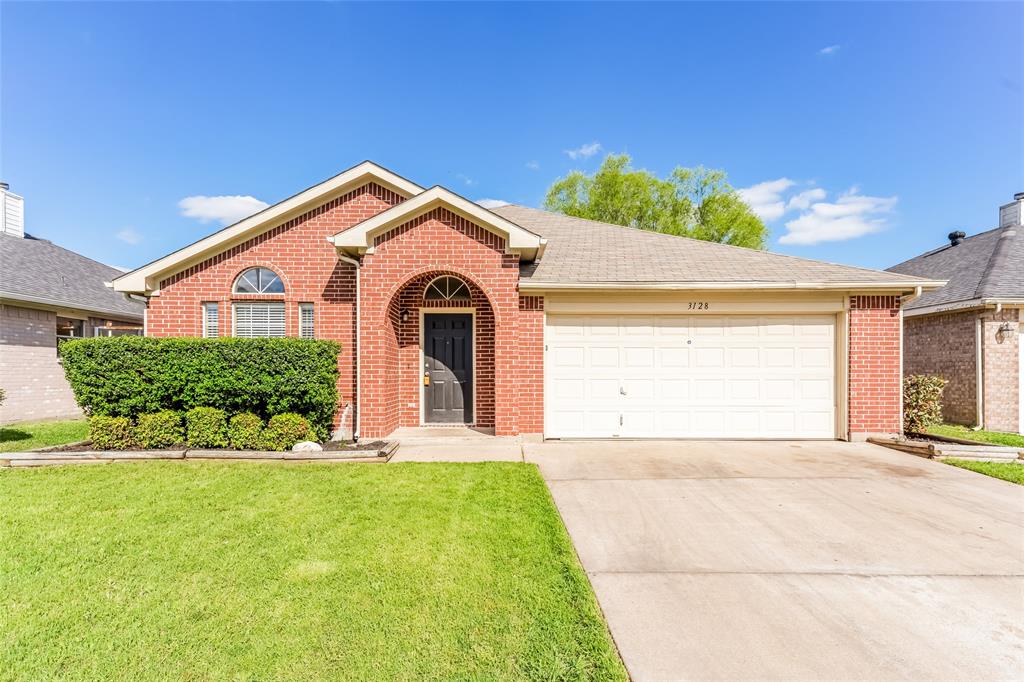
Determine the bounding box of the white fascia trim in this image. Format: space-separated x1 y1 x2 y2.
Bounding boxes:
519 280 947 292
903 297 1024 318
112 161 425 294
331 186 543 257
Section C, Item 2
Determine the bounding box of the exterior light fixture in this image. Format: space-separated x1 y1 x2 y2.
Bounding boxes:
400 309 410 323
996 321 1013 342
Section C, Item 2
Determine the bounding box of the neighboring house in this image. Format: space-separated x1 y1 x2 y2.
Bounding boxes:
888 193 1024 434
0 183 144 424
113 161 940 441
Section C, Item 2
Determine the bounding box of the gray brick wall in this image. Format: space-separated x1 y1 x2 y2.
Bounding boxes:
981 308 1020 433
903 307 1021 433
903 310 978 426
0 304 83 423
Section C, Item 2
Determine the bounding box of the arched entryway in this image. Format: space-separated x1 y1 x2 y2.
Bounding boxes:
382 270 497 431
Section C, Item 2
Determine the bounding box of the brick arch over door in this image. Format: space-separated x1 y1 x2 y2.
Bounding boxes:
355 206 522 438
387 271 497 429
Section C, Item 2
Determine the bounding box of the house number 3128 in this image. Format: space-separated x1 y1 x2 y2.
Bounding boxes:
688 302 710 310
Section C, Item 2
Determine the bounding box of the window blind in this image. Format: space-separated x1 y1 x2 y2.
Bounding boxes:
299 303 315 339
202 302 219 338
233 302 285 338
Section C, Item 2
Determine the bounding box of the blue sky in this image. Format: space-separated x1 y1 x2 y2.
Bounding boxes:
2 2 1021 272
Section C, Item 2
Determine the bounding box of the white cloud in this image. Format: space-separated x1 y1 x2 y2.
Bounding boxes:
456 173 476 187
819 44 841 55
178 195 269 225
525 160 540 171
565 141 602 160
115 227 142 245
737 178 795 221
779 189 897 245
476 198 510 209
786 187 827 211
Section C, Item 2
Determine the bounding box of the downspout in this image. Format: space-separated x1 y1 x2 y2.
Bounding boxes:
975 317 984 430
337 252 361 442
899 287 923 436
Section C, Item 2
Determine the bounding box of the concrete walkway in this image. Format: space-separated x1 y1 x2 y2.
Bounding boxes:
525 441 1024 681
388 427 524 462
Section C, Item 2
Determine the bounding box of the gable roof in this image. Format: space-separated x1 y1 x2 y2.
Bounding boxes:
887 224 1024 313
493 205 942 291
0 233 144 320
113 161 424 293
332 186 544 260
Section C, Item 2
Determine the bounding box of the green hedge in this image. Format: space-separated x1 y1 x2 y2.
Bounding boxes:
61 337 340 432
903 374 948 433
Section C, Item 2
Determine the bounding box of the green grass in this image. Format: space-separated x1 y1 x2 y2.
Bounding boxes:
0 418 88 453
927 423 1024 449
0 462 626 681
944 459 1024 485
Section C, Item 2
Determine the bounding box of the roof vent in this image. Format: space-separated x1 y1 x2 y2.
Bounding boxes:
948 230 966 246
1 183 24 239
999 192 1023 228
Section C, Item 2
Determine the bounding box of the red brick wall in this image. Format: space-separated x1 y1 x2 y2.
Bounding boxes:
147 183 404 435
517 295 545 434
848 295 902 437
356 207 522 438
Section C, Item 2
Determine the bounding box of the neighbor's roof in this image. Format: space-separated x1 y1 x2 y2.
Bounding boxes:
493 204 939 290
887 224 1024 311
0 233 144 320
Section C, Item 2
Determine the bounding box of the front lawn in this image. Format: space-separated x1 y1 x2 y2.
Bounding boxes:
944 459 1024 485
0 418 88 453
0 462 625 680
927 423 1024 449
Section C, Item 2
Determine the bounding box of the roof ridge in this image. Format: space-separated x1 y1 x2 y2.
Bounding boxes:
974 225 1018 298
499 204 921 280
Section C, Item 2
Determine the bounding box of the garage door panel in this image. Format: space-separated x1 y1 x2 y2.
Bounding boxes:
547 314 836 439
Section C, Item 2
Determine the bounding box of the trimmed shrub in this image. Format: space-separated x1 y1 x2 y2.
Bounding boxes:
904 374 949 433
134 411 184 449
229 412 264 450
59 337 340 431
89 415 135 450
261 413 313 451
186 407 228 448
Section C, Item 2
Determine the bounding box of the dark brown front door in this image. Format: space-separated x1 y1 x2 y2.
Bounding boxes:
424 313 473 424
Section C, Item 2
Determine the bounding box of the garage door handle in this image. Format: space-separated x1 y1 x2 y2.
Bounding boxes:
619 387 627 395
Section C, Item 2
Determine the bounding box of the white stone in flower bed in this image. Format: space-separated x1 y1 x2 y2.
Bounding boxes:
292 441 324 452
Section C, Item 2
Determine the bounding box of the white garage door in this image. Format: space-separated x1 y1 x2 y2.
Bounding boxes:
546 315 836 439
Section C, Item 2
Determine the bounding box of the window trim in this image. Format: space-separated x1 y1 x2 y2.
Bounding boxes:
424 275 471 302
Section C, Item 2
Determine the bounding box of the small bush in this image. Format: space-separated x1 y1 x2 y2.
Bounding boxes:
186 407 228 448
904 374 948 433
134 411 184 449
89 415 135 450
261 413 313 451
0 387 5 407
229 413 264 450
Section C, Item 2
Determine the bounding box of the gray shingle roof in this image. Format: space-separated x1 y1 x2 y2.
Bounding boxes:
0 233 145 319
887 225 1023 310
492 204 930 286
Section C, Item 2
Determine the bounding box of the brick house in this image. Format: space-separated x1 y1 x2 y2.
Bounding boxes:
113 162 940 441
0 183 144 424
888 193 1024 434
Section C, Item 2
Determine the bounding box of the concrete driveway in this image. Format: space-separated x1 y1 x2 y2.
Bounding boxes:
525 440 1024 681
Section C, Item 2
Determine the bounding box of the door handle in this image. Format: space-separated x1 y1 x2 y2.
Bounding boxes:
620 386 627 395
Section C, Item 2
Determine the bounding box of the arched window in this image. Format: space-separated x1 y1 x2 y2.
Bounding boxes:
233 267 284 294
424 275 470 302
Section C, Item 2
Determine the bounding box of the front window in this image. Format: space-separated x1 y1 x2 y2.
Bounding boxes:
233 302 285 338
299 303 315 339
202 302 219 338
233 267 284 294
424 275 470 302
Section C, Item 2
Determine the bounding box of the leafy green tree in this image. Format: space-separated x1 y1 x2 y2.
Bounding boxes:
544 154 768 249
